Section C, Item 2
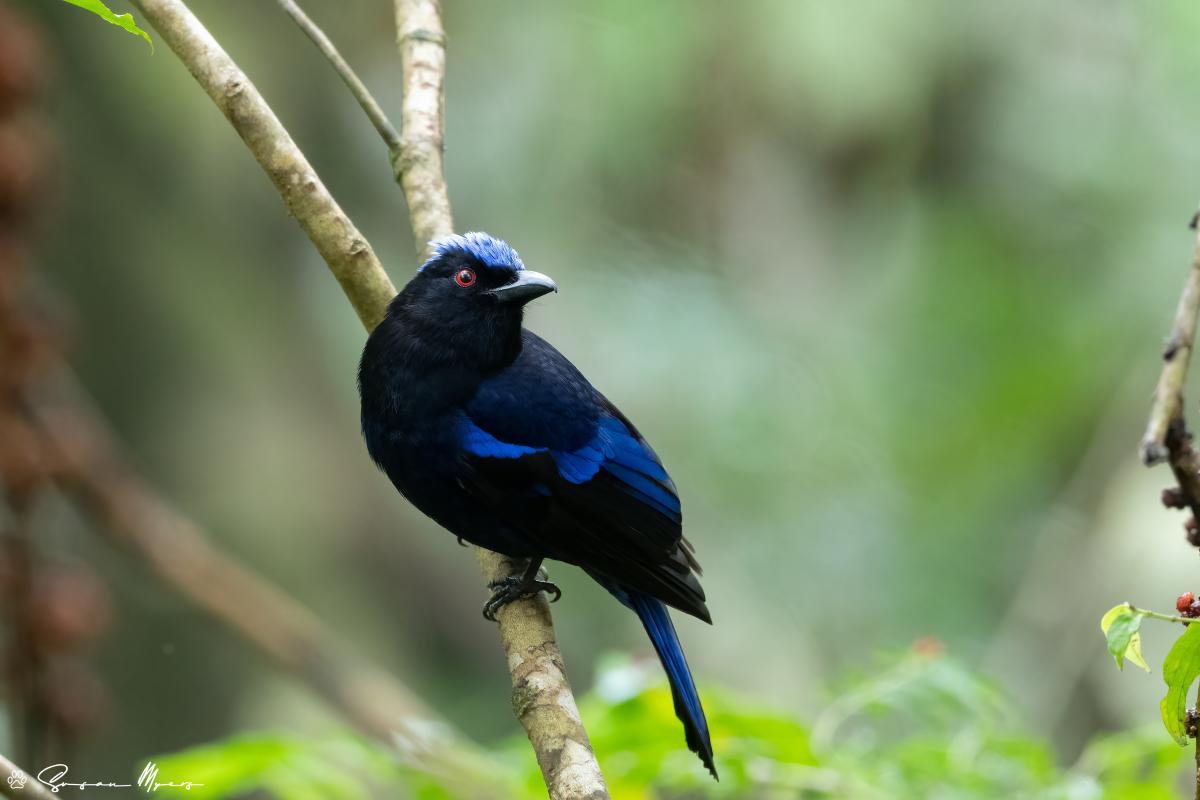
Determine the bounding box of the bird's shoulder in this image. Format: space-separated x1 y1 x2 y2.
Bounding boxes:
461 330 679 517
465 330 603 451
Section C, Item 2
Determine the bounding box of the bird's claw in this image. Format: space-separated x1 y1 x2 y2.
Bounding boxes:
482 575 562 621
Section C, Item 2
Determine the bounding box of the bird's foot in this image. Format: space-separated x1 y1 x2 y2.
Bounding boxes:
482 572 561 621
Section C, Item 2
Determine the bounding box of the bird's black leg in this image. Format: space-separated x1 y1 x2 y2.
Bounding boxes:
482 557 562 621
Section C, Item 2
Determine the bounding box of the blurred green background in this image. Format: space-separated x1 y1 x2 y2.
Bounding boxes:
10 0 1200 794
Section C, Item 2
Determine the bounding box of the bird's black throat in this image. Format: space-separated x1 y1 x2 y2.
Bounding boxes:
358 284 526 436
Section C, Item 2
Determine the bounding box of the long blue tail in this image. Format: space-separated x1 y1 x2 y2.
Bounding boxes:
623 588 717 778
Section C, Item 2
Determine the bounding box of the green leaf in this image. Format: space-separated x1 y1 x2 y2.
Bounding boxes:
146 734 301 798
1159 622 1200 745
58 0 153 50
1100 605 1150 672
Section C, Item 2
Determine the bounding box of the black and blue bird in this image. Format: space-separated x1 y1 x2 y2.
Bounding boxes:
358 232 715 777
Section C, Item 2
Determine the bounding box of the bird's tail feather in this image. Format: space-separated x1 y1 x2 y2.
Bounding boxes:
625 588 717 779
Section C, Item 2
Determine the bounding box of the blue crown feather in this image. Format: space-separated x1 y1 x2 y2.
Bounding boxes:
419 232 524 273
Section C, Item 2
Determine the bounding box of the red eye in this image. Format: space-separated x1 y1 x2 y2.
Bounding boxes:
454 268 476 288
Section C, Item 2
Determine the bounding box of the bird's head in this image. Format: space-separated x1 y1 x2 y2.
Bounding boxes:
385 233 556 365
408 232 555 311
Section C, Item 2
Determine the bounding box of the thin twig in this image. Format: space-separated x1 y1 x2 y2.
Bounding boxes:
128 0 607 796
1141 217 1200 467
275 0 401 155
0 752 55 800
1122 603 1194 626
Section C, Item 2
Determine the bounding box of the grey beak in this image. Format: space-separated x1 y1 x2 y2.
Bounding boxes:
487 270 557 305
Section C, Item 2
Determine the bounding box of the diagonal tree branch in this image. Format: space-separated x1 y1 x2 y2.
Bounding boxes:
127 0 608 796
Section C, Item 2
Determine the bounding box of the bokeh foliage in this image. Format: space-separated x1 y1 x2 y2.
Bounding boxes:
149 652 1188 798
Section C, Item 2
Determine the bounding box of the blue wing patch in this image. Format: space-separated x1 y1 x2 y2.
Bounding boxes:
552 415 680 518
460 416 546 459
595 417 669 481
461 412 680 520
552 446 604 483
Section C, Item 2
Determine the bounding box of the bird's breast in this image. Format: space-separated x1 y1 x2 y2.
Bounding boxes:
362 409 464 475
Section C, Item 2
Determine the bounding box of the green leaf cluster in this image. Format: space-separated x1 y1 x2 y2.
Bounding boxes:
1097 604 1200 748
1100 605 1150 672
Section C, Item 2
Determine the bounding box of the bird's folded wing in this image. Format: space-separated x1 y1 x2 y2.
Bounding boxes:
458 348 708 620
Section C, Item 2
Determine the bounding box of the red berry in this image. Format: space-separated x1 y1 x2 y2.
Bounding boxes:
1180 593 1196 614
